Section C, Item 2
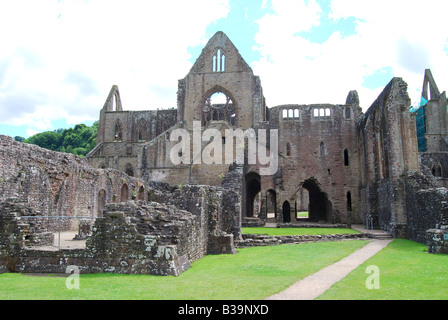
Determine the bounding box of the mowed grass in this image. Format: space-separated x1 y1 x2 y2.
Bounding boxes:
318 239 448 300
0 240 368 300
242 227 361 236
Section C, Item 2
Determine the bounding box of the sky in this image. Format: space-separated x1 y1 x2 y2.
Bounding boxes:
0 0 447 139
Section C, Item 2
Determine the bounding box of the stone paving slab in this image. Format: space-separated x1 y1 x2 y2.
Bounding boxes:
266 239 392 300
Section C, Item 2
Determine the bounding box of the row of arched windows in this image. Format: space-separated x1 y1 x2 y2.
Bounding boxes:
96 184 146 216
113 119 150 142
281 107 352 120
282 109 300 120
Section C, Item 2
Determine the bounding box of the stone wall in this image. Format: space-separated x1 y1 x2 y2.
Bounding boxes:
0 135 149 231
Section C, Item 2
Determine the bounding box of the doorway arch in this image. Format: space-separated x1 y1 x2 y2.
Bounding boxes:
302 178 332 222
245 172 261 217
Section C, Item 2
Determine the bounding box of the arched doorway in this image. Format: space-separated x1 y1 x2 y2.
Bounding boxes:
98 189 106 217
302 178 332 222
282 201 291 223
245 172 261 217
120 184 129 202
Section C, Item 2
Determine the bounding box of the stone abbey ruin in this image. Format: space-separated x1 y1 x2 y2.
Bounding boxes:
1 32 448 276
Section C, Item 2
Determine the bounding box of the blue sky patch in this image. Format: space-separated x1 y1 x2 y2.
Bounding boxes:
362 67 394 90
187 0 273 65
296 0 359 44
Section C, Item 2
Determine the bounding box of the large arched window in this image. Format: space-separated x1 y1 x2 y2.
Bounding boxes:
213 48 226 72
202 91 236 126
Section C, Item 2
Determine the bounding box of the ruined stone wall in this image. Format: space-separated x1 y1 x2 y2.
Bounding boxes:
179 31 265 131
0 135 148 231
358 78 419 237
404 171 448 244
254 102 363 225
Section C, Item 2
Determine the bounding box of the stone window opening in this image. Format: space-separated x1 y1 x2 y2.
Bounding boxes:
432 164 442 177
345 107 351 120
344 149 350 166
212 49 226 72
320 142 327 157
202 91 236 126
114 120 123 141
125 163 134 177
347 191 352 212
282 108 300 120
313 108 331 119
138 119 148 141
286 142 292 157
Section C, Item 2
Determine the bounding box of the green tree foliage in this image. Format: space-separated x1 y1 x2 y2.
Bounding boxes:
24 121 99 157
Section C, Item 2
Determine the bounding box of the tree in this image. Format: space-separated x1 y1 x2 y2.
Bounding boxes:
24 122 98 157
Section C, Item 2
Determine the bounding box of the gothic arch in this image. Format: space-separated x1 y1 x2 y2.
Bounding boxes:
201 86 238 127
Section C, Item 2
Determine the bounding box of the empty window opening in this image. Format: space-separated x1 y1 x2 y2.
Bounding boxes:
344 149 350 166
203 91 235 125
320 142 327 157
282 108 300 120
432 164 442 177
314 108 331 119
345 107 351 119
114 120 123 141
213 49 225 72
286 142 292 157
125 163 134 177
138 119 148 141
347 191 352 212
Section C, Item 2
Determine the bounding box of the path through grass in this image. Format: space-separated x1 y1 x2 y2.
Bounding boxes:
318 239 448 300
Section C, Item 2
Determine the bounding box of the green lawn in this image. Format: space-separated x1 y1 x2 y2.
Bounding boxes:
0 240 368 300
318 239 448 300
242 227 361 236
1 238 446 300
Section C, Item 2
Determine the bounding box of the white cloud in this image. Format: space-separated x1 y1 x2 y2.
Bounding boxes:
0 0 230 132
252 0 448 110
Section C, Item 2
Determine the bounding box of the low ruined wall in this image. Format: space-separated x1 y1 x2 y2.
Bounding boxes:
0 200 208 276
405 171 448 244
236 233 366 248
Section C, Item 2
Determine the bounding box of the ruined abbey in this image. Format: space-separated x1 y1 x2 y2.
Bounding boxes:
1 32 448 276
